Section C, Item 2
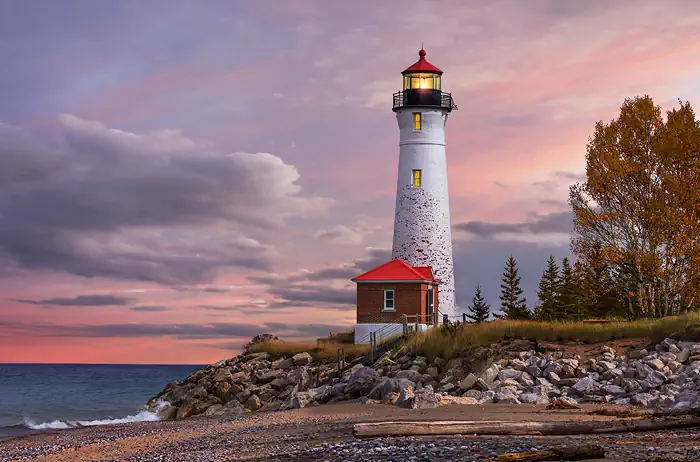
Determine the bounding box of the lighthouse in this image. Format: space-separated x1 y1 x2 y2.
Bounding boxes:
391 48 457 319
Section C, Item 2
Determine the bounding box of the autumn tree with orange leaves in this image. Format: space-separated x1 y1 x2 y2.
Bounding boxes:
569 95 699 319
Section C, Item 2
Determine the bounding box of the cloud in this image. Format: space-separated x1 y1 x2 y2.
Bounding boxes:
0 115 331 284
456 211 573 242
14 294 133 307
313 225 364 245
552 171 586 182
131 305 169 312
0 320 349 341
247 247 391 309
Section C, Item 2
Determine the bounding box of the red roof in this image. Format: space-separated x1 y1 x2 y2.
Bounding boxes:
402 48 443 75
351 259 439 282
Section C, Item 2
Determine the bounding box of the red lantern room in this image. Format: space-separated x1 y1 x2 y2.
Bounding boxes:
393 48 457 112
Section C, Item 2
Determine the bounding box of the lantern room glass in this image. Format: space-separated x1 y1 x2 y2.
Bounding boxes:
403 73 441 91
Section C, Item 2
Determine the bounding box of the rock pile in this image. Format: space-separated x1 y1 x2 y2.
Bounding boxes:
148 337 700 419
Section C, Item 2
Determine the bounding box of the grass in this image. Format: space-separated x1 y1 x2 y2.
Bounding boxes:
405 312 700 360
249 341 370 362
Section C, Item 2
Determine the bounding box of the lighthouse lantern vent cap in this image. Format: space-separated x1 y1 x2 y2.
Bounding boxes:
402 48 443 75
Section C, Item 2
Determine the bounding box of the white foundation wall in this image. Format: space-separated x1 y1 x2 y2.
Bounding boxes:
391 107 456 317
354 323 430 344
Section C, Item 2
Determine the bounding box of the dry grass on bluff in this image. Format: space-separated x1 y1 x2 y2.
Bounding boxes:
248 313 700 363
406 313 700 360
249 341 370 362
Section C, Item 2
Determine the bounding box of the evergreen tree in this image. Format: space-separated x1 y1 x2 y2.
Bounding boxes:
577 241 624 319
466 283 491 323
557 257 581 320
498 255 530 319
534 255 562 321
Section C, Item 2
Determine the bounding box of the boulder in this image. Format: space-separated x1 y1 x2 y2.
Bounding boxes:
459 373 478 391
572 377 600 395
395 385 416 408
346 367 380 397
292 352 313 366
271 358 294 369
519 392 549 404
244 394 262 411
396 369 422 382
212 368 232 383
255 369 283 385
411 385 439 409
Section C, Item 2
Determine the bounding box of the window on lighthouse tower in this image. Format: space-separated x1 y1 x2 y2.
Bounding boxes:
413 112 422 130
412 169 422 188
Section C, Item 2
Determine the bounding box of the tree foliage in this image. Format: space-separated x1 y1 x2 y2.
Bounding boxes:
497 255 530 320
466 283 491 323
242 333 280 354
535 255 562 321
569 95 700 318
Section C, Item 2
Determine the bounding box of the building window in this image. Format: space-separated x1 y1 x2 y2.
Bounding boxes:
383 289 395 311
413 112 422 130
412 169 422 188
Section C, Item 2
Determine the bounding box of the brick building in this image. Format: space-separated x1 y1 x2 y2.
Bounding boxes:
351 259 439 344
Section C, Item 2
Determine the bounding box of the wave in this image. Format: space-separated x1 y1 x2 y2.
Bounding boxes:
20 400 171 431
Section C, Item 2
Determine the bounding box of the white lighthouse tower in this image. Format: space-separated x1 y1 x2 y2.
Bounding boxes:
391 48 457 319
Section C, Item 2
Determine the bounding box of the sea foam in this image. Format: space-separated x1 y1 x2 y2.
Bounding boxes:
22 400 171 430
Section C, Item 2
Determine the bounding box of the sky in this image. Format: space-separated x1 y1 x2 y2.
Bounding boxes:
2 0 700 364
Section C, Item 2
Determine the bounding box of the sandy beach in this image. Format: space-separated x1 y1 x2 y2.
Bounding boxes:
2 403 700 461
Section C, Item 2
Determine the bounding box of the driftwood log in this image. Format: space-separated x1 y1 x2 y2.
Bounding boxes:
353 416 700 438
490 445 605 461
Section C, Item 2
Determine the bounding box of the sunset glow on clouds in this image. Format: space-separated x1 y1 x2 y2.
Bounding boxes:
2 0 700 364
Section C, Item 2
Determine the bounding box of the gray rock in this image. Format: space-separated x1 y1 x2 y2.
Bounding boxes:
602 384 625 396
572 377 600 395
646 358 665 371
462 389 482 400
290 391 315 409
459 373 478 391
480 364 500 383
411 385 440 409
519 392 549 404
495 388 521 404
346 366 380 397
526 365 542 378
255 369 283 384
498 369 522 381
292 352 313 366
396 369 423 382
369 378 414 401
212 368 232 383
678 349 692 364
272 358 294 369
631 392 656 407
244 394 261 411
396 384 416 408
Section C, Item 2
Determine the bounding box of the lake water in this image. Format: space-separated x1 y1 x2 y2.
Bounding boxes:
0 363 202 437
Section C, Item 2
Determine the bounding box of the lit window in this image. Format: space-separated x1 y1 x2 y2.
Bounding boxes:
413 112 422 130
412 169 422 187
434 75 441 90
383 289 395 311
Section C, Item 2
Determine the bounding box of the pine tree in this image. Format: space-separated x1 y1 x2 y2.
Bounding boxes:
466 283 491 323
577 241 624 319
557 257 581 320
534 255 562 321
498 255 530 319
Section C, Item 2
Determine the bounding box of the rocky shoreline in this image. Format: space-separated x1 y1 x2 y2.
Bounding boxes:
148 336 700 419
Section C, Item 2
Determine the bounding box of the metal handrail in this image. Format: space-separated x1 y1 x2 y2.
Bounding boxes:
392 90 457 110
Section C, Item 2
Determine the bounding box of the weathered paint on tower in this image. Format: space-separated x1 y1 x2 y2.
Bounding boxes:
391 49 457 318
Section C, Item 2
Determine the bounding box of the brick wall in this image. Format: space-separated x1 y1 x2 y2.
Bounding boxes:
356 282 431 323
